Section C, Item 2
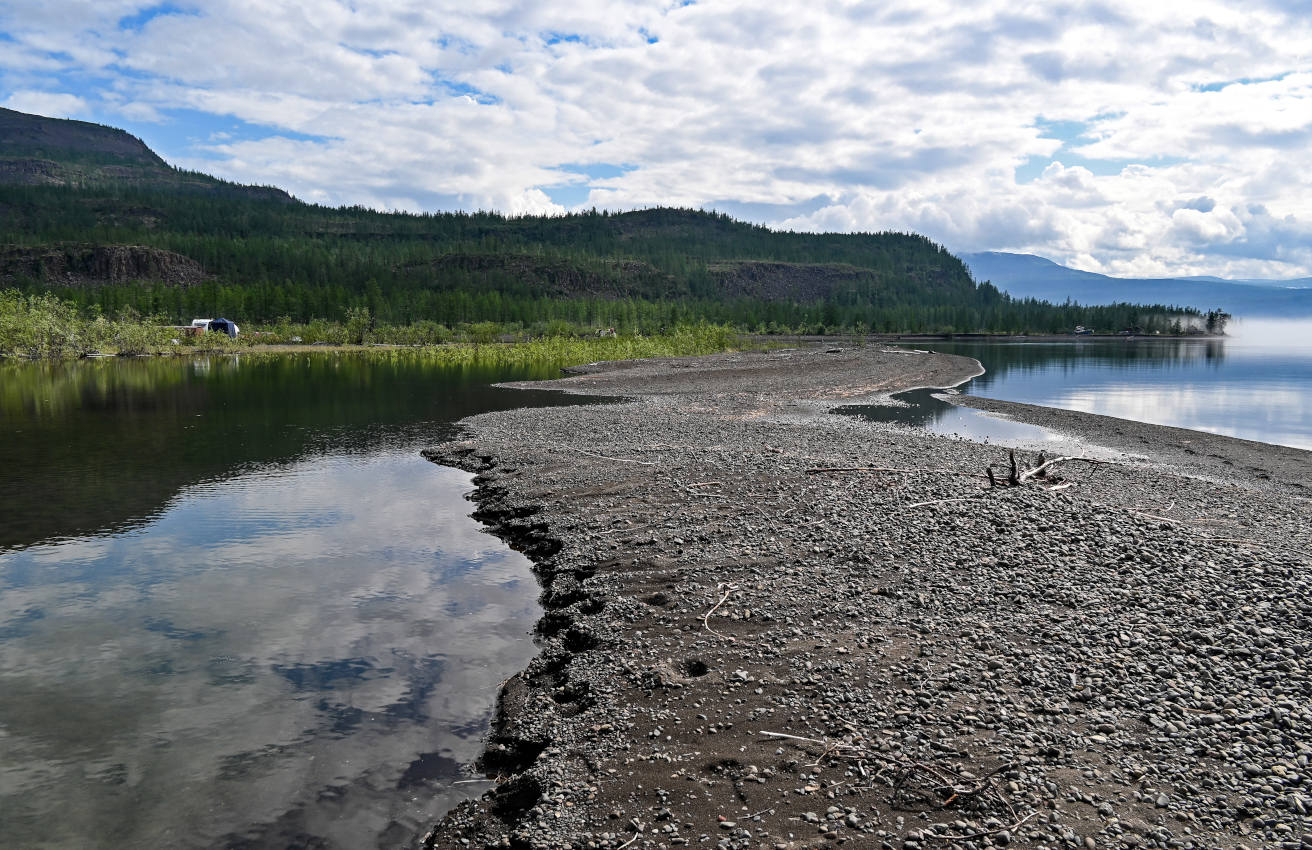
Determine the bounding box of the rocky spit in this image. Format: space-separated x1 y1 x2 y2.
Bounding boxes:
421 345 1311 850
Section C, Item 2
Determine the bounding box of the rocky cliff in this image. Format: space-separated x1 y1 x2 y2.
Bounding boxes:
0 244 209 288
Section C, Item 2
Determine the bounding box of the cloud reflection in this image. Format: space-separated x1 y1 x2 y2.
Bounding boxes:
0 450 539 849
1054 385 1311 449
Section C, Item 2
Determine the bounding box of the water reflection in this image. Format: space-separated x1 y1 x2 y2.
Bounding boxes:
0 354 572 550
836 388 1058 444
0 354 598 849
889 332 1312 450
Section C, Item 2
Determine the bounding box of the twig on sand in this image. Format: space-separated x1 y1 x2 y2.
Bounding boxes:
759 730 1033 824
1195 535 1312 561
904 497 980 509
703 583 739 642
1106 505 1311 561
616 819 642 849
1133 511 1179 524
923 811 1039 842
807 466 989 480
562 447 655 466
759 730 820 743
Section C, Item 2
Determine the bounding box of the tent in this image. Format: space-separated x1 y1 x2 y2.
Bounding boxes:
206 318 240 338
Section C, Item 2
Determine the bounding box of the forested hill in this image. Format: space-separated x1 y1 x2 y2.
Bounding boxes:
0 108 1200 334
0 107 292 202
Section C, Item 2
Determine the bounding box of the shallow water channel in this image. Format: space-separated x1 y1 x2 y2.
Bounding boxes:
836 386 1059 444
0 354 594 850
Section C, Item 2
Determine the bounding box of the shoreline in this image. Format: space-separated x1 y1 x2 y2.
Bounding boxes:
421 345 1310 849
771 333 1227 344
0 329 1225 361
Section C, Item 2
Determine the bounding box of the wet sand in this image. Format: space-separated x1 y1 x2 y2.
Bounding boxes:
422 345 1311 850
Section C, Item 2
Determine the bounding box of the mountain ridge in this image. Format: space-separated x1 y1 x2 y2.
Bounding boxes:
962 251 1312 317
0 107 1202 334
0 107 294 202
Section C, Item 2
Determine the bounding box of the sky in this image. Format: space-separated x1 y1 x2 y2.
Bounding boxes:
2 1 1310 279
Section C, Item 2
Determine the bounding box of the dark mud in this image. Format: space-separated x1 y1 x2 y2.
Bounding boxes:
422 345 1311 850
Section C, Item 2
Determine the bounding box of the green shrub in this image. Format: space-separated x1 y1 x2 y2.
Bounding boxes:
0 290 95 357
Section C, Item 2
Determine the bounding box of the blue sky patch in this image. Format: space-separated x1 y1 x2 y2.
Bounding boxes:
436 77 500 104
543 32 586 46
1193 73 1290 93
112 108 332 164
541 163 638 208
1032 116 1093 145
1015 152 1187 183
117 3 194 32
1015 113 1183 183
557 162 636 180
543 185 594 207
702 195 834 225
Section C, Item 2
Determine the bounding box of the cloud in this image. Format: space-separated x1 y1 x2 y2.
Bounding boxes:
2 90 88 119
0 0 1310 277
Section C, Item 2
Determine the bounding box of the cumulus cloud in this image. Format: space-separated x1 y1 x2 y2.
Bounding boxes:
0 0 1309 277
2 90 89 119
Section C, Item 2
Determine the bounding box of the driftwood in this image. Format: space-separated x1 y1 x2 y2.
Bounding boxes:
986 450 1116 490
1018 453 1116 482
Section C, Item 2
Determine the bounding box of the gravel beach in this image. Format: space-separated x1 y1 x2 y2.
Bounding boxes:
422 345 1311 850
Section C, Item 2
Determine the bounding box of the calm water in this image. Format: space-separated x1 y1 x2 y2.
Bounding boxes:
845 320 1312 450
0 354 591 850
837 386 1059 444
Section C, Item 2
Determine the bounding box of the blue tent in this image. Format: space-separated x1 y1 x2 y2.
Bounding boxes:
207 318 239 338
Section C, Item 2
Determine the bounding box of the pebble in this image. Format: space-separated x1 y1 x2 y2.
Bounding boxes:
419 346 1312 850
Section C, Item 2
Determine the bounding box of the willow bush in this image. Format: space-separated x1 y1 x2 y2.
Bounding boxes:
0 290 97 357
0 289 250 357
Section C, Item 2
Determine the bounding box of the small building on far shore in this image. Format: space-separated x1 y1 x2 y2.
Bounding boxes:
204 318 239 338
167 318 240 338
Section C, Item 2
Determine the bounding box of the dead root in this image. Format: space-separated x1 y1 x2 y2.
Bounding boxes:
986 450 1116 491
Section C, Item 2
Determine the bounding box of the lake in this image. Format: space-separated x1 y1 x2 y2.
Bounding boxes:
842 319 1312 451
0 353 596 850
3 330 1309 849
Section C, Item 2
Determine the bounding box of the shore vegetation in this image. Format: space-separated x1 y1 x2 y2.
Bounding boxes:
0 288 742 363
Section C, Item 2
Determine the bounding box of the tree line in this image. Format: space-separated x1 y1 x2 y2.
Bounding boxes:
0 183 1205 335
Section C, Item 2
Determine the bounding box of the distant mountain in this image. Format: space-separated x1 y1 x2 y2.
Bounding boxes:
961 252 1312 317
0 107 293 201
1170 274 1312 288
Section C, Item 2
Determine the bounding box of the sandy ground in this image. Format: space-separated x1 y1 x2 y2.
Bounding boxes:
421 344 1311 850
